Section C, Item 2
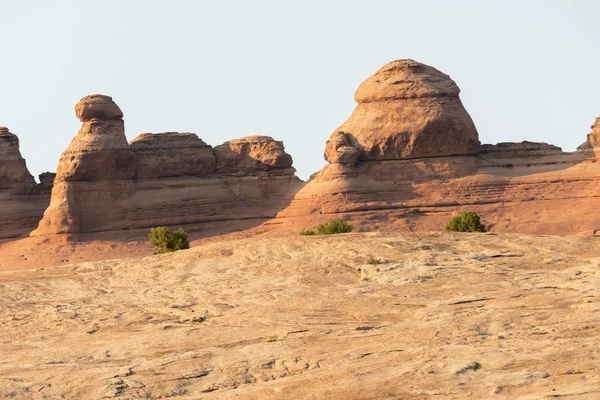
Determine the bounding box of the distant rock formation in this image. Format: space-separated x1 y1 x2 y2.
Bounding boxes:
0 127 36 194
0 127 50 239
577 117 600 158
279 61 600 235
31 95 302 239
32 95 137 236
130 132 216 178
214 136 295 175
324 60 479 164
37 172 56 194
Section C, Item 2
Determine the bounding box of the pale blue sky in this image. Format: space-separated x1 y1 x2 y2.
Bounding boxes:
2 0 599 180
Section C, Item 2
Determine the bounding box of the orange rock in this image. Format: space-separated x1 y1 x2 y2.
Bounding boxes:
325 59 479 163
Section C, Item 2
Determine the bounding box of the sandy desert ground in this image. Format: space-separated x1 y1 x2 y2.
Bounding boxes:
1 232 599 399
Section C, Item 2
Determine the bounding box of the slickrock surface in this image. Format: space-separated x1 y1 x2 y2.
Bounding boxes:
324 60 479 163
130 132 216 178
0 233 599 399
214 136 295 175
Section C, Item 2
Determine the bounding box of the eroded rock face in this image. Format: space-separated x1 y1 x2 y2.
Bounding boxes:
584 117 600 158
32 95 136 236
130 132 216 178
214 136 294 175
55 95 135 182
0 127 36 193
325 59 480 163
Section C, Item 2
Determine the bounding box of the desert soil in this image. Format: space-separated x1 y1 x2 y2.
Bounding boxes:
1 232 599 399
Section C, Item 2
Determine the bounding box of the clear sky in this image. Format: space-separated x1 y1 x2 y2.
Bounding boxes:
2 0 600 180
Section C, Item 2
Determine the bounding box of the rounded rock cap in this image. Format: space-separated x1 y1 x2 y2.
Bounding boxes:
354 59 460 103
75 94 123 121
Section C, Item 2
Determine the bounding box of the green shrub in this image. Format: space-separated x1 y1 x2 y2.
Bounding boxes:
299 229 316 236
316 218 354 235
366 256 383 265
148 226 190 254
445 212 486 233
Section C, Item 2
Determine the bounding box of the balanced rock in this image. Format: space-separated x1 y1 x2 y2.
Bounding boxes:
130 132 216 178
55 95 135 181
325 59 480 163
0 127 36 193
214 136 294 175
32 95 136 236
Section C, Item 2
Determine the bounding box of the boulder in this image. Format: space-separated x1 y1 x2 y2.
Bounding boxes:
130 132 216 178
324 132 359 164
325 59 480 163
214 136 294 175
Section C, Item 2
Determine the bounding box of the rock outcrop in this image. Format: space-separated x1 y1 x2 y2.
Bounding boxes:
278 62 600 235
324 59 479 164
31 96 302 239
37 172 56 194
578 117 600 158
214 136 294 175
0 127 49 239
130 132 216 178
0 127 36 193
32 95 137 236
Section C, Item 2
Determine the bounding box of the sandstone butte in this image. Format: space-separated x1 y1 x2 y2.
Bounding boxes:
1 60 600 399
0 58 598 245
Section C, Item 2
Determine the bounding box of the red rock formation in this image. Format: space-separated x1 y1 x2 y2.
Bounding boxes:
32 95 137 236
0 127 50 239
31 97 302 239
130 132 216 178
0 127 36 193
214 136 294 175
324 60 479 164
278 63 600 235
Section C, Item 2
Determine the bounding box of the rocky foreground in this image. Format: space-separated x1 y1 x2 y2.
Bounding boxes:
1 233 599 399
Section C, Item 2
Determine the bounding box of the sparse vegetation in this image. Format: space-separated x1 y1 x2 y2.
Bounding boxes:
148 226 190 254
366 256 383 265
317 218 354 235
299 218 354 236
445 212 486 233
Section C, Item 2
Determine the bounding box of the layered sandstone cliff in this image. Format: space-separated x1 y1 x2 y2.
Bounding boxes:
279 61 600 235
0 127 50 239
31 96 301 238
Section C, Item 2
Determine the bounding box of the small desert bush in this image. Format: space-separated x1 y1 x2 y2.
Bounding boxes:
317 218 354 235
299 218 354 236
445 212 486 233
148 226 190 254
366 256 383 265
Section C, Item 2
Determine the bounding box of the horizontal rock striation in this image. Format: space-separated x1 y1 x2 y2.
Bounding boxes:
324 60 480 164
130 132 216 178
31 96 301 238
278 60 600 236
0 127 50 239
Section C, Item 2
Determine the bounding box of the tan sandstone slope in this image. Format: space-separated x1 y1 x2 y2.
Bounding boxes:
1 233 599 399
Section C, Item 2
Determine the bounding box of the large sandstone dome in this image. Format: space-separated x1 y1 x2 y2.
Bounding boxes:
325 59 480 163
